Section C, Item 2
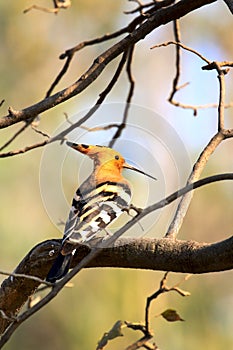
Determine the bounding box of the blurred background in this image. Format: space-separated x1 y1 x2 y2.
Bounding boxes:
0 1 233 349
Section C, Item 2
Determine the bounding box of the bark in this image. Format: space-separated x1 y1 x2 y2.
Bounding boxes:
1 235 232 334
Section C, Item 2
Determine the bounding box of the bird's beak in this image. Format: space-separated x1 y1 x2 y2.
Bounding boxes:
123 163 157 181
67 141 78 149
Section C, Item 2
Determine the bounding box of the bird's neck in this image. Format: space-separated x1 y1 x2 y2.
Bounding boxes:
79 164 130 195
93 164 124 184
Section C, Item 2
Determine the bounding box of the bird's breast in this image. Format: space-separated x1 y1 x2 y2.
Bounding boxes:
64 181 132 245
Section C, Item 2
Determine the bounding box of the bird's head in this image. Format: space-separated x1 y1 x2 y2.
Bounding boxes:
67 142 156 181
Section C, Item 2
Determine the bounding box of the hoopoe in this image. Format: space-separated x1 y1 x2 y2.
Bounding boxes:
46 142 156 283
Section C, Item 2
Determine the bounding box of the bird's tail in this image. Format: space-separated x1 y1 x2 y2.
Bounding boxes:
46 252 72 283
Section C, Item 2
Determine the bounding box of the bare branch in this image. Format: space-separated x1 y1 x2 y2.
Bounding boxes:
31 125 50 139
217 68 226 131
125 272 189 348
165 132 225 238
151 39 213 115
125 0 174 14
46 7 143 96
23 5 60 14
164 54 233 238
124 332 155 350
46 52 75 97
0 52 128 158
0 120 32 152
144 272 189 334
202 61 230 132
0 140 48 158
168 20 182 102
152 40 233 115
151 40 210 64
0 0 217 129
23 0 71 14
0 271 52 287
109 45 135 148
80 124 120 132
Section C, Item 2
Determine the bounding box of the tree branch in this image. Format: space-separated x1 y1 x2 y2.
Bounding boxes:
0 0 216 129
0 235 232 335
0 172 232 336
165 132 225 238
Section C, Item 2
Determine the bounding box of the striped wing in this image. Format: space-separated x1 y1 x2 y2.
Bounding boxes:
62 181 131 248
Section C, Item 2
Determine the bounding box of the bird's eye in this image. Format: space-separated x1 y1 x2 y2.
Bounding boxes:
81 144 89 149
115 155 119 160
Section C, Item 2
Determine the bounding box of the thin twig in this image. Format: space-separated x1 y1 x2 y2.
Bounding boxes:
128 0 150 17
0 271 52 287
152 40 233 115
216 64 226 132
0 120 32 152
47 0 173 96
0 0 218 129
0 172 233 347
145 272 190 334
125 0 174 14
125 333 155 350
202 61 233 69
50 51 128 144
164 100 233 116
201 60 232 131
109 45 135 148
168 20 182 102
46 52 74 97
46 22 136 96
31 125 50 138
145 272 168 332
151 40 210 64
169 274 191 296
0 140 48 158
152 39 212 115
165 55 233 238
24 1 71 14
23 5 60 14
80 124 120 132
60 29 129 59
0 52 128 158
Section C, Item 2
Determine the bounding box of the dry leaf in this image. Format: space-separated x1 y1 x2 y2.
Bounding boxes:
161 309 184 322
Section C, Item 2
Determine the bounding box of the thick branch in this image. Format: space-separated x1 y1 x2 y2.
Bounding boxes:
0 235 233 334
0 0 216 129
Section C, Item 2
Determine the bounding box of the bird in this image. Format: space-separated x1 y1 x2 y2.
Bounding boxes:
46 142 156 283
